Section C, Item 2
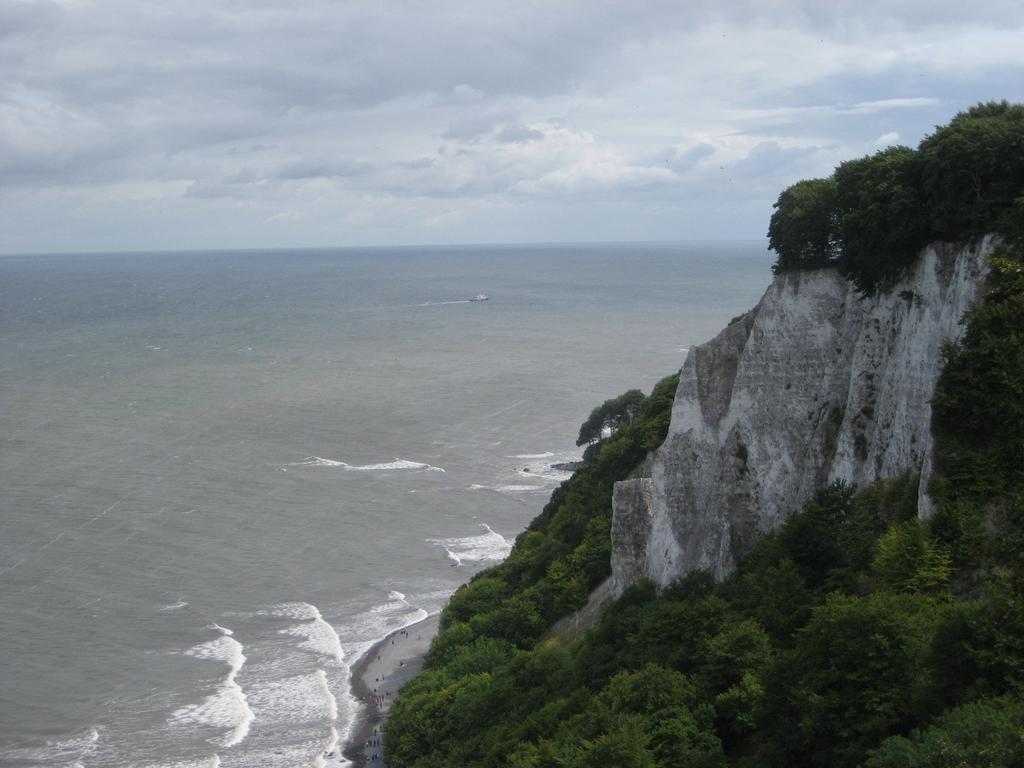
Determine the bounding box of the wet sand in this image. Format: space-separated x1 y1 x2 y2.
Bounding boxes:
342 613 440 767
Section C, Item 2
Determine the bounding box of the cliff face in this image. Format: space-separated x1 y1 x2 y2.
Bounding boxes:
611 239 992 593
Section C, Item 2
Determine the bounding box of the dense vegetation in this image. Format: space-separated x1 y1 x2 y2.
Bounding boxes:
386 104 1024 767
769 101 1024 293
391 466 1024 766
426 372 679 660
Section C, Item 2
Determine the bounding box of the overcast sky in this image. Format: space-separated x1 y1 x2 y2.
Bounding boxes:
2 1 1023 254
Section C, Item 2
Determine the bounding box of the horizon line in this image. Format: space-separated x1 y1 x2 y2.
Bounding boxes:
0 237 770 260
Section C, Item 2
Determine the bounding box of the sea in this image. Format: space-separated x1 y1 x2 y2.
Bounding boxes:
0 242 769 767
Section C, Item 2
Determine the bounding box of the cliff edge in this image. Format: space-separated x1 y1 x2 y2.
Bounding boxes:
611 238 992 592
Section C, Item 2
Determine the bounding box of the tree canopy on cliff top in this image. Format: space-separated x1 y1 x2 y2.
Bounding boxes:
769 101 1024 293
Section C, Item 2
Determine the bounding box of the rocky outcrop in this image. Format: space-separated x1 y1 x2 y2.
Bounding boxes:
610 239 992 594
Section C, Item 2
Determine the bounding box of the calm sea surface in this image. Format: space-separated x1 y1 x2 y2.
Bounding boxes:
0 243 769 767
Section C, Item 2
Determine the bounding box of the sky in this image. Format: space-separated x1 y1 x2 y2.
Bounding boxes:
2 1 1024 254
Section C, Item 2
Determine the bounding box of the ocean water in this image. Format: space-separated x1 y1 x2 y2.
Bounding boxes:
0 242 770 767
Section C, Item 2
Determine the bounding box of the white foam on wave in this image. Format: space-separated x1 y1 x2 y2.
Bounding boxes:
170 633 254 748
270 601 321 620
206 623 234 636
245 670 339 725
426 524 512 566
513 448 582 484
368 598 429 627
287 456 347 468
511 452 554 459
8 725 103 765
368 591 413 620
392 606 429 633
469 482 546 494
161 600 189 612
341 588 447 668
330 590 455 763
286 456 445 473
181 634 244 666
353 599 430 639
280 605 345 664
314 725 349 768
130 754 221 768
317 669 339 721
56 726 100 752
497 484 546 493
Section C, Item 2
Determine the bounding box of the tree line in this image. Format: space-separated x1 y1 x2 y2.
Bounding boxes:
769 101 1024 293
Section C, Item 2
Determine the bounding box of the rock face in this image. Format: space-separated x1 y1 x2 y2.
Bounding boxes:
610 239 992 594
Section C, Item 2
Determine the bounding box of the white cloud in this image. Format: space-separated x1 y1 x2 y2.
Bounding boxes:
1 1 1023 252
851 97 941 112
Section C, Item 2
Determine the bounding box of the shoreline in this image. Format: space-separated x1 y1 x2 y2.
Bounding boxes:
341 613 441 767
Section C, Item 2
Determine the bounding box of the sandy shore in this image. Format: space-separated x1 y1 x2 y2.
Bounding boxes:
341 613 440 767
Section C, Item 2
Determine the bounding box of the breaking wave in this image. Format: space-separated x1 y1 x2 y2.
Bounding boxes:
286 456 445 473
277 603 345 663
427 524 513 566
245 669 338 726
169 630 253 748
470 483 546 494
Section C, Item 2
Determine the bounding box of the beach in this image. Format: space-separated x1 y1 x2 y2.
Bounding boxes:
343 614 441 767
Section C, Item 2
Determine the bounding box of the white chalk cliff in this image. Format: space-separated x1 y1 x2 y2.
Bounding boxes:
610 239 993 593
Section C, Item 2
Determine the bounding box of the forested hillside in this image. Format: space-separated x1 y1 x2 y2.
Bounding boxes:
386 102 1024 768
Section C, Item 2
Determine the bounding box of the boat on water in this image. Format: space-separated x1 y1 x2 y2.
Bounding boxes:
470 294 489 302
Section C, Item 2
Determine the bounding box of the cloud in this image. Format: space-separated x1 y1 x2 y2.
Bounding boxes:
850 97 941 112
654 144 716 173
275 159 372 180
2 1 1024 252
875 131 900 146
450 84 484 102
0 0 58 40
440 116 505 143
495 124 545 144
398 158 436 170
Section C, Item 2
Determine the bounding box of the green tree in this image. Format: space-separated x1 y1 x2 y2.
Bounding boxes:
872 519 952 593
919 101 1024 240
577 389 646 446
699 619 772 694
767 178 841 273
834 146 929 294
933 251 1024 503
576 666 725 768
569 715 658 768
443 575 510 627
758 592 942 768
865 696 1024 768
